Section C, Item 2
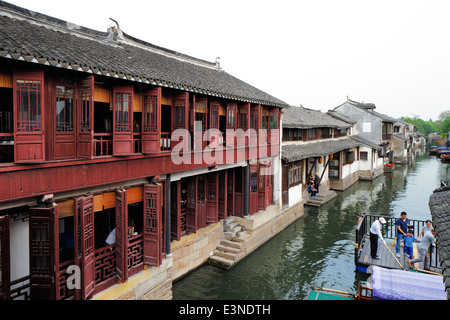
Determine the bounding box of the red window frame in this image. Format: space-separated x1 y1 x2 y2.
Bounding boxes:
114 92 132 133
143 95 158 134
55 85 74 133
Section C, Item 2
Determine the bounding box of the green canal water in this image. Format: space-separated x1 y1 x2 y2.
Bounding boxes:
172 153 448 300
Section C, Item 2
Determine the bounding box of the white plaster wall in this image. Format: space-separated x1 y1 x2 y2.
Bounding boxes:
288 184 303 207
9 218 29 281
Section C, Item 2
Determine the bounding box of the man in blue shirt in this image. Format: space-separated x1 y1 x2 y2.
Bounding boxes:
395 212 409 257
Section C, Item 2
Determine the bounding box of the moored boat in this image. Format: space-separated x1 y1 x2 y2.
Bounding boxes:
429 146 438 155
440 150 450 162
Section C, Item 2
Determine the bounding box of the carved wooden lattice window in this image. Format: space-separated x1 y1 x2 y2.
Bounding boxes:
56 86 74 132
16 80 41 132
239 107 248 130
80 87 91 133
173 98 186 130
114 92 132 132
143 95 157 133
227 105 236 129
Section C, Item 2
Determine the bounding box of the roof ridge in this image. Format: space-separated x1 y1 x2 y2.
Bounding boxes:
0 0 219 70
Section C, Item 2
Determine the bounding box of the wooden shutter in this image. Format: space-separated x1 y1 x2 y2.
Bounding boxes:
0 215 10 300
142 87 161 154
78 76 95 159
29 206 57 300
115 189 128 282
113 86 134 156
143 184 162 266
186 177 197 234
171 92 190 151
76 195 95 299
13 70 45 163
206 173 219 224
209 102 220 148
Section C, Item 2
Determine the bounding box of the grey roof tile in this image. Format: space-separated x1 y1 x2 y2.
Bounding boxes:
0 1 288 107
282 106 351 129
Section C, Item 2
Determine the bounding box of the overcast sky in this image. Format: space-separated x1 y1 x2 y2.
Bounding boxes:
6 0 450 121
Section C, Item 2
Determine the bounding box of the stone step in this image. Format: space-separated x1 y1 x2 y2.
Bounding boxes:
208 255 235 267
216 244 242 254
220 239 243 249
213 249 238 261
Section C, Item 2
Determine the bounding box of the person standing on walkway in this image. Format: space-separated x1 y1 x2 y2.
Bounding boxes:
408 229 436 271
395 211 409 257
370 217 387 260
418 220 433 240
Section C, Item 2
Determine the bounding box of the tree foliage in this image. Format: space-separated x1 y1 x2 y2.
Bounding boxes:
401 111 450 138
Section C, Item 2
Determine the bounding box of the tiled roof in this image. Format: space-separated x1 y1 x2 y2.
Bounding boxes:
281 137 361 163
0 1 288 107
282 106 352 129
429 186 450 300
334 97 397 123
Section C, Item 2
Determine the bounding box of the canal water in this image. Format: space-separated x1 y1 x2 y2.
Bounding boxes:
172 152 448 300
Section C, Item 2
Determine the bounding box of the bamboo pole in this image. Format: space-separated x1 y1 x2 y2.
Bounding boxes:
384 242 405 270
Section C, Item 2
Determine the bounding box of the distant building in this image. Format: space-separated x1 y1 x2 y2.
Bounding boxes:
281 106 382 209
332 97 396 158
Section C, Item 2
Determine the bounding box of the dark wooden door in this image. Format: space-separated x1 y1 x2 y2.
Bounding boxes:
170 181 181 241
186 177 197 234
206 173 219 224
13 70 46 163
249 165 259 214
78 76 94 159
0 215 10 300
142 87 161 154
197 175 207 229
115 189 128 282
77 195 95 299
227 169 235 217
29 206 56 300
143 184 162 266
234 167 244 217
218 171 227 220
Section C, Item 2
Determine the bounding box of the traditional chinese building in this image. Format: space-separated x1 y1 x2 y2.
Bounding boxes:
0 1 287 300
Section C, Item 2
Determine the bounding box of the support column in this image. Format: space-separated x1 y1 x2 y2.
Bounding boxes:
165 174 171 254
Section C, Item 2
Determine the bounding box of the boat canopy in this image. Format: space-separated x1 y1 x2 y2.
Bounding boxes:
371 266 446 300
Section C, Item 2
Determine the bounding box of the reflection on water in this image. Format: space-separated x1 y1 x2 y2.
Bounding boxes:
172 154 449 300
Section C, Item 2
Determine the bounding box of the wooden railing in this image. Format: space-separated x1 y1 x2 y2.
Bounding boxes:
94 133 113 157
94 244 116 286
9 275 30 300
160 132 171 152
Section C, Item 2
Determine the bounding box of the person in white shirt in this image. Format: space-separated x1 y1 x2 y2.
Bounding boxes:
370 217 386 260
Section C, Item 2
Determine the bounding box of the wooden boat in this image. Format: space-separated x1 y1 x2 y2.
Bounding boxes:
428 146 438 155
440 150 450 162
